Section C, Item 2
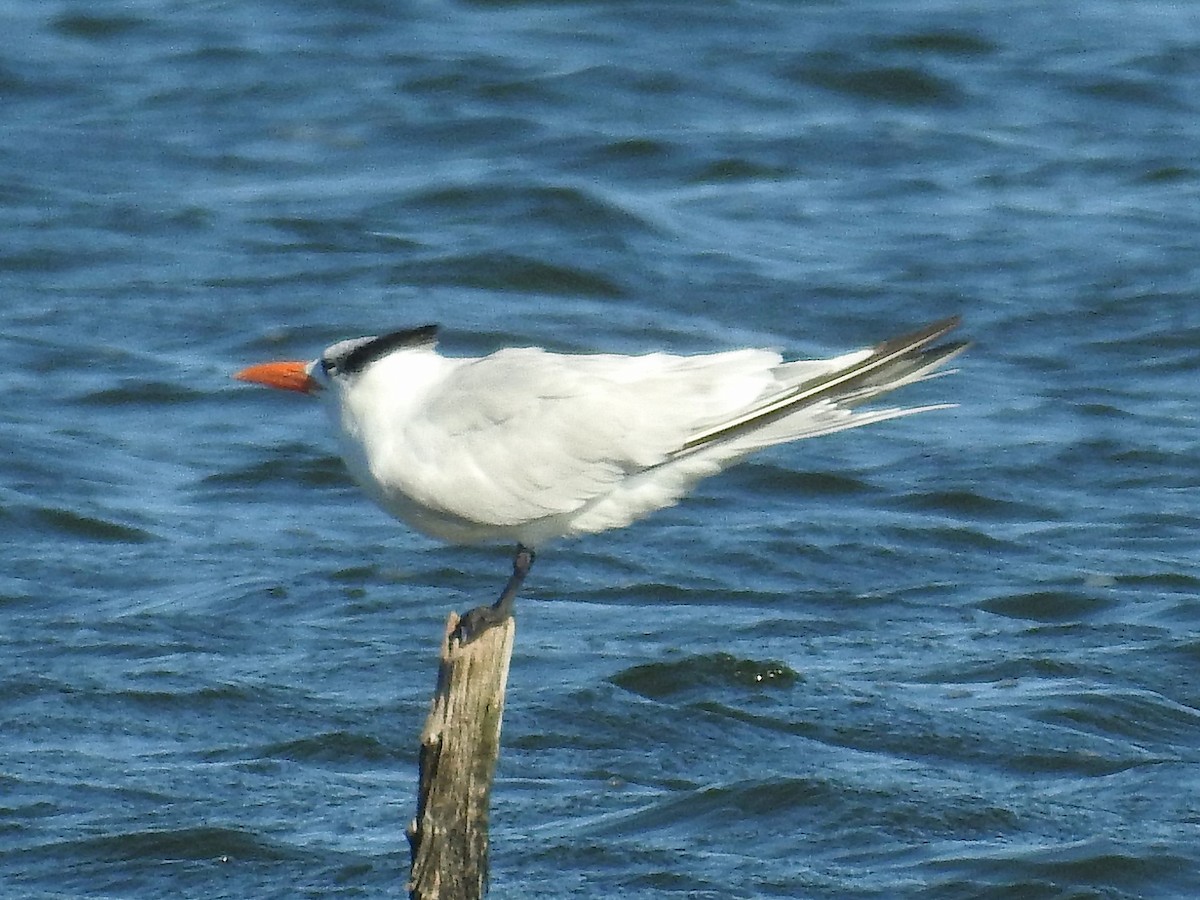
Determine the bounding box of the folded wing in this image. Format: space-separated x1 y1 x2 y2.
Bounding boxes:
385 318 965 535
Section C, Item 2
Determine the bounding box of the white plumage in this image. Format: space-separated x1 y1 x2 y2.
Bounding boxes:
236 317 965 638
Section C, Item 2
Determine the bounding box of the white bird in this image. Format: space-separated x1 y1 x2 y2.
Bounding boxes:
235 317 966 640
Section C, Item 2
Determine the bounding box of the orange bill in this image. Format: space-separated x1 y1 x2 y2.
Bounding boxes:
234 360 315 394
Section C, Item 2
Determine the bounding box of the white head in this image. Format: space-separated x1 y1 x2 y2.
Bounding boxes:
234 326 440 397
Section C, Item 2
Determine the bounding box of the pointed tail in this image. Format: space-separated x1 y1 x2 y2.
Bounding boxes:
672 316 967 459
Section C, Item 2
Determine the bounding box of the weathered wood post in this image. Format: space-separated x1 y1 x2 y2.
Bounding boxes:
407 611 516 899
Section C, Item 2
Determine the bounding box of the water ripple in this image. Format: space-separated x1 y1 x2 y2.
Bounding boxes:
4 1 1200 896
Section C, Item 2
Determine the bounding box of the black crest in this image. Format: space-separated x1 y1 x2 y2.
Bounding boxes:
323 325 439 377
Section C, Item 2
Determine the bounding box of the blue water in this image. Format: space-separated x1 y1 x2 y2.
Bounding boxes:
3 1 1199 897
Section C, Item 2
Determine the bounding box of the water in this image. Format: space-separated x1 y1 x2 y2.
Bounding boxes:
3 1 1199 896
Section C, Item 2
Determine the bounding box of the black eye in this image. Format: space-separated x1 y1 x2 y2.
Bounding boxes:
320 357 337 377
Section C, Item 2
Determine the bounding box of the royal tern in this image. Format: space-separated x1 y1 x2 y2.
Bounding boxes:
236 317 966 639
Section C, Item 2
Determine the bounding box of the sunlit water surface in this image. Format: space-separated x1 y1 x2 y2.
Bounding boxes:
2 2 1199 897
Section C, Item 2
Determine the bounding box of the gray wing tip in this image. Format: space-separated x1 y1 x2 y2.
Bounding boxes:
875 315 962 355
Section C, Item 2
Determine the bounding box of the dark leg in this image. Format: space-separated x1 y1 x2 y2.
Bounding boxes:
454 545 535 644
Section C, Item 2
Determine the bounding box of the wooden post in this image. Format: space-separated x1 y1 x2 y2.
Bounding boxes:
408 612 516 899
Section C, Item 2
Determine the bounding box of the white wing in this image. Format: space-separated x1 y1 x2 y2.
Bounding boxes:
388 347 784 529
346 317 964 544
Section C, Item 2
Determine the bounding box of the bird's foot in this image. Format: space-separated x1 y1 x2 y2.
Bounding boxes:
453 601 513 645
451 545 534 646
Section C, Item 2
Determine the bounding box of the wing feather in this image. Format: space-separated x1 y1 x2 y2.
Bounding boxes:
357 318 964 540
393 347 781 527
